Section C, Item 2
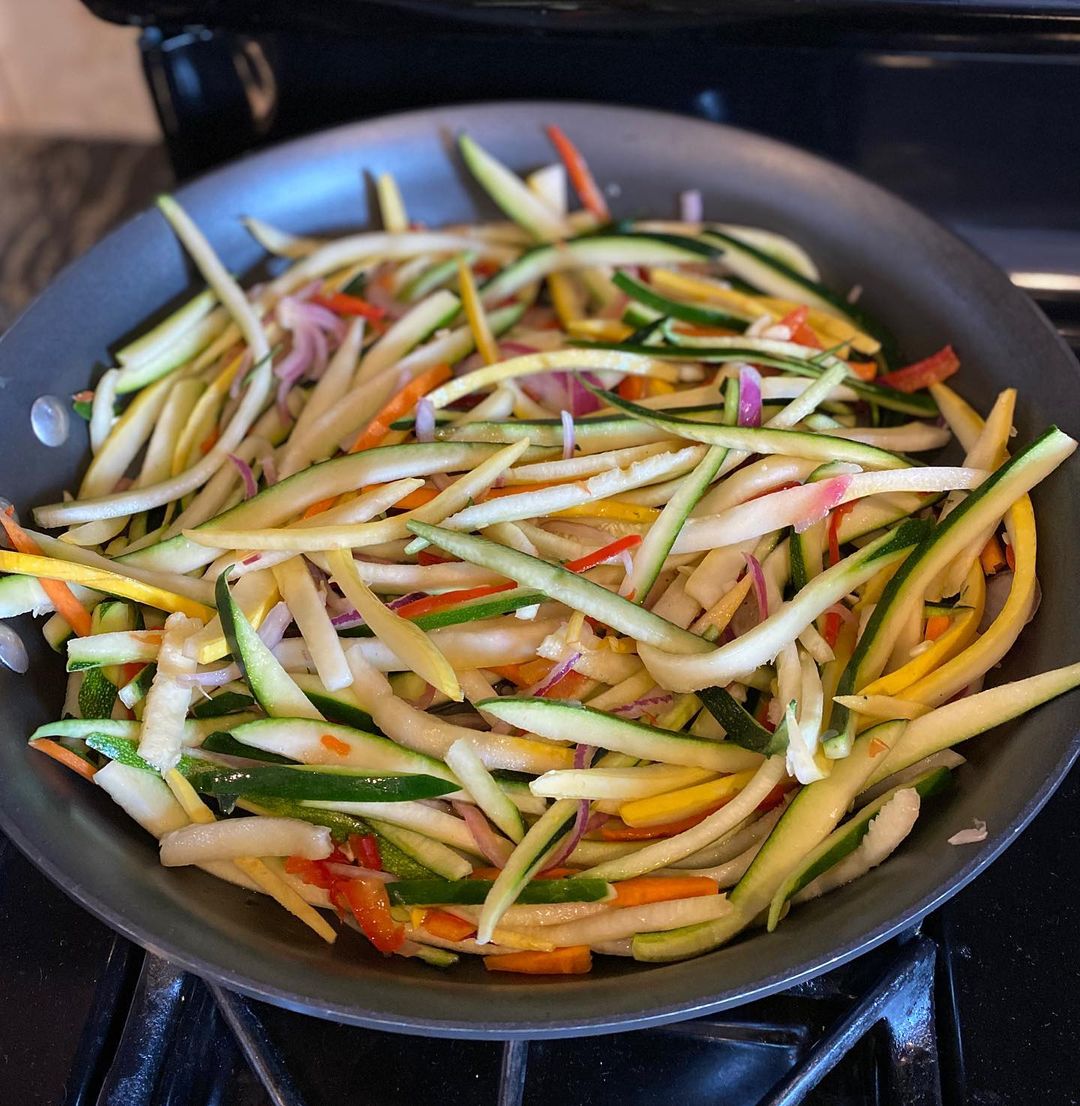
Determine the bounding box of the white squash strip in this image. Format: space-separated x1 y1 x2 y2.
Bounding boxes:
640 528 921 693
822 424 952 452
78 374 175 498
262 232 517 302
793 789 921 903
530 765 715 800
446 739 525 842
442 446 706 532
356 290 460 383
673 468 985 555
345 650 573 773
509 895 732 947
331 551 461 699
198 439 529 554
426 349 700 411
160 817 332 866
582 756 789 879
270 556 351 691
217 479 424 578
137 612 202 772
504 442 675 484
89 369 122 454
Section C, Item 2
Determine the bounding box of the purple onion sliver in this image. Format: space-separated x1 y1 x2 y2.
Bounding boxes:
737 364 763 428
573 743 595 770
323 861 394 884
386 592 425 610
257 601 293 650
226 454 257 499
543 800 590 871
329 609 365 629
560 409 575 460
525 651 580 697
452 801 514 867
177 663 241 688
584 811 611 834
415 398 436 443
743 552 769 622
679 188 703 223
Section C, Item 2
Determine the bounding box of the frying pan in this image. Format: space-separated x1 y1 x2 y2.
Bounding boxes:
1 102 1077 1039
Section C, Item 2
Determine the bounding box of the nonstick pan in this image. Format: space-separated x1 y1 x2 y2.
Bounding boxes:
1 102 1078 1039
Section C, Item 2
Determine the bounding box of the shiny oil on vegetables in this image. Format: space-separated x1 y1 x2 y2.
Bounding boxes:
4 125 1078 975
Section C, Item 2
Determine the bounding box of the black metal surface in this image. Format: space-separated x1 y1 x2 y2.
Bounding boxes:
1 102 1078 1040
84 0 1080 36
132 24 1080 186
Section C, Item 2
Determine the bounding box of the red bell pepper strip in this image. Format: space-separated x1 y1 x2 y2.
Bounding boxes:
562 534 642 574
777 306 822 350
336 877 405 954
877 345 960 393
310 291 386 321
392 582 517 620
349 833 383 871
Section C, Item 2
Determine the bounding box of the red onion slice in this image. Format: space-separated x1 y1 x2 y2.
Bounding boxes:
525 651 581 697
543 800 591 871
452 801 515 867
738 364 763 428
743 553 769 622
415 398 436 443
323 861 395 884
679 189 703 223
257 601 293 650
791 475 852 534
226 453 258 499
560 410 575 459
612 692 674 718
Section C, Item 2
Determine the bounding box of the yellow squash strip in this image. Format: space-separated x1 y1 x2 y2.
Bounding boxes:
618 768 758 828
328 549 462 700
0 551 213 620
424 348 697 410
458 256 501 364
376 172 409 233
552 501 661 523
190 570 279 664
860 562 985 697
832 694 932 720
901 496 1037 708
170 351 247 475
547 272 587 330
694 574 753 636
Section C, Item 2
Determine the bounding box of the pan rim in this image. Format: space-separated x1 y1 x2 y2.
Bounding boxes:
1 98 1077 1039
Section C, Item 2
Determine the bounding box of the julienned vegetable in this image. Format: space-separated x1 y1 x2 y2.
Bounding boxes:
7 128 1078 977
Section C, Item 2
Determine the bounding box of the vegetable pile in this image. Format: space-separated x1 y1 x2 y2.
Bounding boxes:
6 126 1078 975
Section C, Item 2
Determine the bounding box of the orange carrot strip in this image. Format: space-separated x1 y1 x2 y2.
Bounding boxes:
610 876 719 909
924 614 951 642
422 909 477 942
485 945 592 975
617 375 647 401
545 124 610 220
30 738 97 781
601 803 731 841
0 510 92 636
980 534 1006 575
348 363 452 454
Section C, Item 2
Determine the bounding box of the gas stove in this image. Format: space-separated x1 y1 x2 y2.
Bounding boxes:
5 3 1080 1102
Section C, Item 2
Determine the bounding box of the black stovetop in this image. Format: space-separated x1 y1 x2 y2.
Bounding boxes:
6 6 1080 1102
